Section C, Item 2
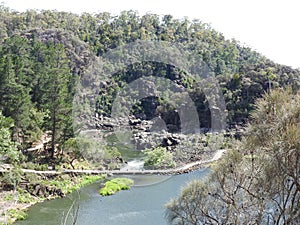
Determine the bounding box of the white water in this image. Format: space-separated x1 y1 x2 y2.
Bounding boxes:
120 160 145 171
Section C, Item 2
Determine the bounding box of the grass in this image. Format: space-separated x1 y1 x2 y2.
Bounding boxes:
0 174 106 224
0 209 28 224
100 178 134 196
7 209 28 221
41 174 106 194
4 190 37 204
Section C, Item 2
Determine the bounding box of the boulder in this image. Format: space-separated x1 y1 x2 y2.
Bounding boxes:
129 118 142 126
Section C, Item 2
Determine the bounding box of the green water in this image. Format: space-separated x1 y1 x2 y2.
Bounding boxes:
16 131 210 225
15 169 209 225
105 132 145 161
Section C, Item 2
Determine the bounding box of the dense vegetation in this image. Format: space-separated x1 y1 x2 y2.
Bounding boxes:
166 88 300 224
0 5 299 169
0 174 105 224
144 147 176 169
0 4 299 223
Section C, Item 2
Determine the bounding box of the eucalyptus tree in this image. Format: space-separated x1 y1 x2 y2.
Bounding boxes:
166 88 300 225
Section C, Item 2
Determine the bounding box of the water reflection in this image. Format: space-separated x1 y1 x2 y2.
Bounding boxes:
16 168 209 225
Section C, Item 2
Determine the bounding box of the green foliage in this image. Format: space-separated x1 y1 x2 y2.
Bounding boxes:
1 167 23 187
41 174 105 194
6 209 28 221
0 112 19 163
0 36 43 145
0 6 298 162
65 137 121 167
166 88 300 224
100 178 134 196
15 189 37 204
103 146 122 164
0 6 297 138
144 147 176 169
0 5 299 224
35 43 72 157
62 137 84 168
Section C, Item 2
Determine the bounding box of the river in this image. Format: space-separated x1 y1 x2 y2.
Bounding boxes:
15 168 210 225
16 132 210 225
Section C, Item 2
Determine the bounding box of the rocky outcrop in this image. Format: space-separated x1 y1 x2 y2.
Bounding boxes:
90 113 245 166
24 183 65 198
21 29 95 76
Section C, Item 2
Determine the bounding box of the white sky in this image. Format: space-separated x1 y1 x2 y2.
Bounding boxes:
3 0 300 68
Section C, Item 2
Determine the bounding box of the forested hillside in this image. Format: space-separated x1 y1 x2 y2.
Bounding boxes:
0 5 300 224
0 4 299 163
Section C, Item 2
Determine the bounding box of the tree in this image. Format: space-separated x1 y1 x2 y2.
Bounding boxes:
166 88 300 224
0 37 40 145
144 147 176 169
62 137 83 169
39 43 72 158
0 111 19 164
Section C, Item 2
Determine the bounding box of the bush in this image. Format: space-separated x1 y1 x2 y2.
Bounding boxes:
7 209 28 221
41 174 105 194
100 178 134 196
144 147 176 169
166 89 300 225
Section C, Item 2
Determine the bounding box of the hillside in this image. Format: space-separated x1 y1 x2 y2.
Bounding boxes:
0 5 300 223
0 5 299 171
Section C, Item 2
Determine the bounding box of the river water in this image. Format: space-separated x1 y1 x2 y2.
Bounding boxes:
16 132 210 225
15 168 209 225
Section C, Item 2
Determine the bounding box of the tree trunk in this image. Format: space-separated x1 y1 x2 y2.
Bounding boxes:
51 112 56 158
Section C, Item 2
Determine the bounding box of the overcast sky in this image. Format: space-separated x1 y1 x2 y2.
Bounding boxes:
3 0 300 68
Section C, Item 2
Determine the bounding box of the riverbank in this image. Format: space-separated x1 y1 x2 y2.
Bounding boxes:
0 149 226 224
1 150 226 176
0 174 106 225
14 168 211 225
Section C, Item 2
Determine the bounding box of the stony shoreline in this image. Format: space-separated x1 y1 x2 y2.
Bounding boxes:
0 174 105 224
1 113 236 224
0 148 226 224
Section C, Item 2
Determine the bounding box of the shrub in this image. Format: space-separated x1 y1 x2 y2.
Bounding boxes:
144 147 176 169
100 178 134 196
7 209 28 221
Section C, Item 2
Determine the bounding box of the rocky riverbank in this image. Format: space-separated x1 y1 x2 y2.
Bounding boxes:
0 174 105 224
94 115 244 166
1 113 244 224
0 147 226 224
